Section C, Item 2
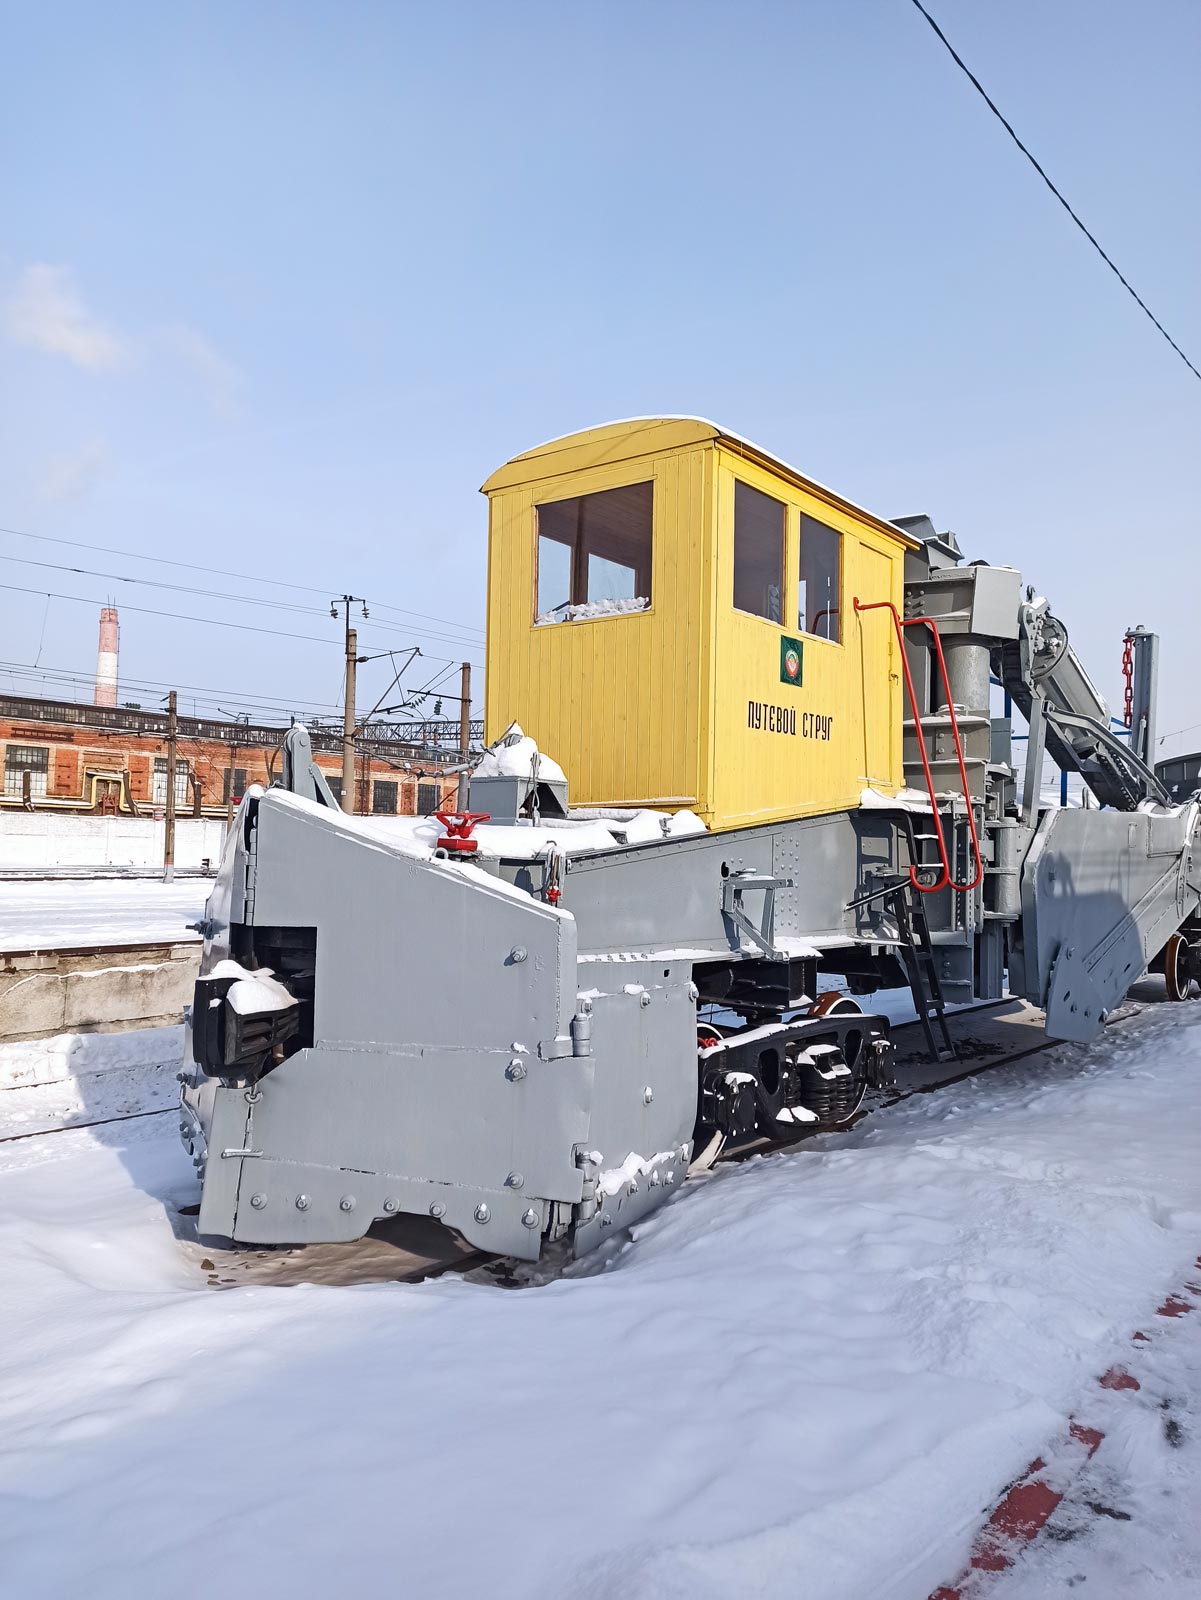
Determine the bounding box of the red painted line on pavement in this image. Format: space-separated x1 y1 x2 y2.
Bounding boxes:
927 1260 1199 1600
1156 1295 1193 1318
1099 1366 1140 1391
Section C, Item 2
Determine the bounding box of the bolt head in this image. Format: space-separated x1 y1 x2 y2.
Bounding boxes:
339 1196 356 1212
688 982 699 1002
250 1192 266 1209
474 1202 490 1224
429 1202 447 1219
521 1207 540 1229
639 991 651 1008
506 1060 527 1082
579 996 593 1014
643 1086 653 1104
510 945 528 964
627 1179 638 1196
382 1198 398 1214
600 1214 612 1228
505 1171 524 1189
295 1194 310 1211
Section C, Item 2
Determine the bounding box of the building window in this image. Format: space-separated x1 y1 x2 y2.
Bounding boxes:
4 744 49 798
733 481 784 622
223 767 248 803
325 777 343 804
153 757 190 807
535 480 653 623
416 781 440 816
799 515 841 642
372 779 398 815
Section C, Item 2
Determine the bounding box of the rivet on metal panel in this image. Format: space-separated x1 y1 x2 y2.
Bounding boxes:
429 1202 446 1219
295 1195 309 1211
509 945 528 964
643 1086 653 1104
506 1059 527 1082
687 982 699 1001
640 991 651 1008
627 1180 638 1196
474 1203 491 1224
600 1214 612 1228
339 1196 356 1212
506 1171 524 1189
383 1198 398 1214
521 1208 540 1228
250 1193 266 1209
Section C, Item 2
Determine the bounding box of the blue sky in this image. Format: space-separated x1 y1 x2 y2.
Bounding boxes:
2 0 1198 749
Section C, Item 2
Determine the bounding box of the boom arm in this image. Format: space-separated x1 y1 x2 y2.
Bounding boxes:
997 597 1170 811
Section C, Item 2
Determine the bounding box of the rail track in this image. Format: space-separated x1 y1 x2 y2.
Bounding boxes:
0 984 1178 1290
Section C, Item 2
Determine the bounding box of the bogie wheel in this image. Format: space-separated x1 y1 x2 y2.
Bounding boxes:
800 992 868 1125
1163 932 1201 1002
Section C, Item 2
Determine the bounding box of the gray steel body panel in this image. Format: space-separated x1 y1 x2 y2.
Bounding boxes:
1013 802 1201 1039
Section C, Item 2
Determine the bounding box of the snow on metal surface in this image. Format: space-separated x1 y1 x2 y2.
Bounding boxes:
0 1004 1199 1597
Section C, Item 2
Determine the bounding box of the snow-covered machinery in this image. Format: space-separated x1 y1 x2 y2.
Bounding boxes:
179 418 1201 1261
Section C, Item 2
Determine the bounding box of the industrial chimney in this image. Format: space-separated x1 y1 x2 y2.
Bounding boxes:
95 605 118 707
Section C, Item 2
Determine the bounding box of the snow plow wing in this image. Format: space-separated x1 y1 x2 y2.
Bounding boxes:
178 789 698 1260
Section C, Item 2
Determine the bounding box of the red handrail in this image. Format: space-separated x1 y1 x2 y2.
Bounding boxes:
854 597 983 894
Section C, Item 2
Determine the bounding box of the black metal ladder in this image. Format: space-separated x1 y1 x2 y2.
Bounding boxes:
885 881 956 1062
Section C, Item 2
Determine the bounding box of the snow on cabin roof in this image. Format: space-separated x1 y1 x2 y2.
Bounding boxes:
480 416 920 549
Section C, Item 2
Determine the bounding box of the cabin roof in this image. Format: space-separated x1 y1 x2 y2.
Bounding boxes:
481 416 919 548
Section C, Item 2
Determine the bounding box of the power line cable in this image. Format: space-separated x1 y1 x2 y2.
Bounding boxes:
0 582 340 645
0 582 485 663
907 0 1201 383
0 522 485 638
0 551 484 650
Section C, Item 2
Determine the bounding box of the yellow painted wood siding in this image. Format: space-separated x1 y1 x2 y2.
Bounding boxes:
485 446 711 810
483 426 907 831
707 448 904 829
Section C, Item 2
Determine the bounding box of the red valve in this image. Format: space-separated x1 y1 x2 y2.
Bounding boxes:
433 811 490 855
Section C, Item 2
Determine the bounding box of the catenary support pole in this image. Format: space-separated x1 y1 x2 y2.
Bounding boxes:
164 689 178 883
342 623 358 813
457 660 471 807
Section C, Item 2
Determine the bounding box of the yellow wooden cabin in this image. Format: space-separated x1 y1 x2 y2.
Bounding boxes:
481 418 917 833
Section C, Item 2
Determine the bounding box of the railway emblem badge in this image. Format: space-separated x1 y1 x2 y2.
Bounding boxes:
780 636 803 686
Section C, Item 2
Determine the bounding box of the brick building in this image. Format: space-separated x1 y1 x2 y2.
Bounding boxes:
0 694 480 818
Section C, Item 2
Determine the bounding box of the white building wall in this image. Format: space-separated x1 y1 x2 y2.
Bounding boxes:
0 814 228 870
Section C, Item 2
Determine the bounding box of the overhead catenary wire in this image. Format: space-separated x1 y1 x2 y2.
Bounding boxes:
907 0 1201 384
0 582 485 665
0 522 484 639
0 552 484 651
0 652 480 707
0 655 482 730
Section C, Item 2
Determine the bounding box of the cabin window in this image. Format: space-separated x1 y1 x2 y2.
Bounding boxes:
535 481 653 623
799 514 841 642
732 481 784 622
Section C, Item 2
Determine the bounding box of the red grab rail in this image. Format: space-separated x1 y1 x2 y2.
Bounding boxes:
853 598 983 894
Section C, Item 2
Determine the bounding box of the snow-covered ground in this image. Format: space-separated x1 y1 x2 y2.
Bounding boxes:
0 879 206 950
1 1002 1198 1597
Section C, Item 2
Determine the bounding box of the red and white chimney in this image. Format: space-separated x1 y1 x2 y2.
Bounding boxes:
95 605 118 707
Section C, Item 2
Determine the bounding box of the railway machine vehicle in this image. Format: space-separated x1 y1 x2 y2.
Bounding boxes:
179 418 1201 1262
